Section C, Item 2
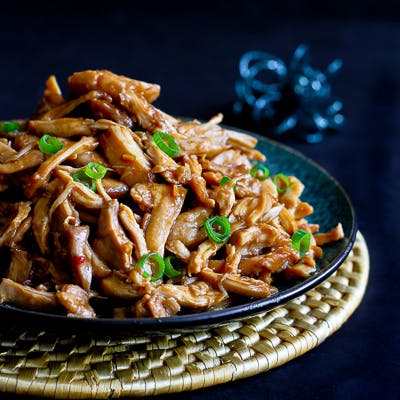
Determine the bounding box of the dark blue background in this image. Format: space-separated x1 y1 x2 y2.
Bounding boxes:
0 1 399 399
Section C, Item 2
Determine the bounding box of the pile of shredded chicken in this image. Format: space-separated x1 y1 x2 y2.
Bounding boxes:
0 70 344 319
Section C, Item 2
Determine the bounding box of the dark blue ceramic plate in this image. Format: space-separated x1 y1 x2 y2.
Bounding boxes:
0 128 357 336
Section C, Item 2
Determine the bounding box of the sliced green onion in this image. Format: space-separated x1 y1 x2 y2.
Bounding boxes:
164 256 184 278
153 130 180 157
1 121 20 133
291 230 311 257
219 176 237 192
204 216 231 243
84 162 107 179
72 162 107 192
250 164 270 181
38 134 63 154
135 252 165 281
273 173 291 194
72 170 97 192
220 176 231 186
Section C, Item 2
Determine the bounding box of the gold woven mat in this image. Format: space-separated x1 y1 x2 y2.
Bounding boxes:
0 232 368 399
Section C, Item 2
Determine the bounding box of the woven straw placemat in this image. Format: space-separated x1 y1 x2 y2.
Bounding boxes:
0 232 368 399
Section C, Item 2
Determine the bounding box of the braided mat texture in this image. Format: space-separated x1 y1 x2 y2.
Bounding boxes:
0 232 368 399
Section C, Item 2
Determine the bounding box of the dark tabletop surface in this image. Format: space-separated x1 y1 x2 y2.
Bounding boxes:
0 1 399 399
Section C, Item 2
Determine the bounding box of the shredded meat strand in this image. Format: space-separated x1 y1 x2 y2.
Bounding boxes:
0 69 344 318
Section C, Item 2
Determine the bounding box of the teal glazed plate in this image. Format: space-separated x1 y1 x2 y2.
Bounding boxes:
0 128 357 336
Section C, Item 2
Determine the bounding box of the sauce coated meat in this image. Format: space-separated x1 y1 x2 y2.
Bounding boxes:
0 70 344 318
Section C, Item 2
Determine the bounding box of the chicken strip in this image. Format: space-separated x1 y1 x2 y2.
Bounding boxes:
29 118 98 137
64 223 93 291
140 183 187 256
99 124 151 185
200 269 276 299
25 136 98 197
56 284 96 318
166 207 211 249
0 278 58 311
68 69 161 104
92 199 133 271
7 247 32 284
0 149 44 174
0 201 31 247
119 203 148 259
69 70 176 134
314 223 344 246
100 271 150 300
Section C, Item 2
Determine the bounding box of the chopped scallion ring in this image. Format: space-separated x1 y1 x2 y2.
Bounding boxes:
38 134 63 154
219 176 237 192
291 230 311 257
220 176 232 186
273 173 291 193
204 215 231 243
153 130 180 157
84 162 107 180
135 253 165 281
164 256 184 278
72 170 97 192
1 121 20 133
250 164 270 181
72 162 107 192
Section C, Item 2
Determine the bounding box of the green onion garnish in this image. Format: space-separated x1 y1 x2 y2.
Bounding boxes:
219 176 237 192
84 162 107 180
135 253 165 281
72 162 107 192
273 173 291 194
1 121 20 133
220 176 231 186
204 215 231 243
153 130 180 157
38 134 63 154
72 170 97 192
291 230 311 257
250 164 270 181
164 256 184 278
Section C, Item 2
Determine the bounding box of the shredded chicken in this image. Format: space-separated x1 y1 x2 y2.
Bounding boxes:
0 69 344 318
0 202 32 247
314 223 344 246
92 199 133 271
0 278 58 311
7 247 32 283
29 118 99 137
100 270 150 300
99 123 151 185
56 284 95 318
